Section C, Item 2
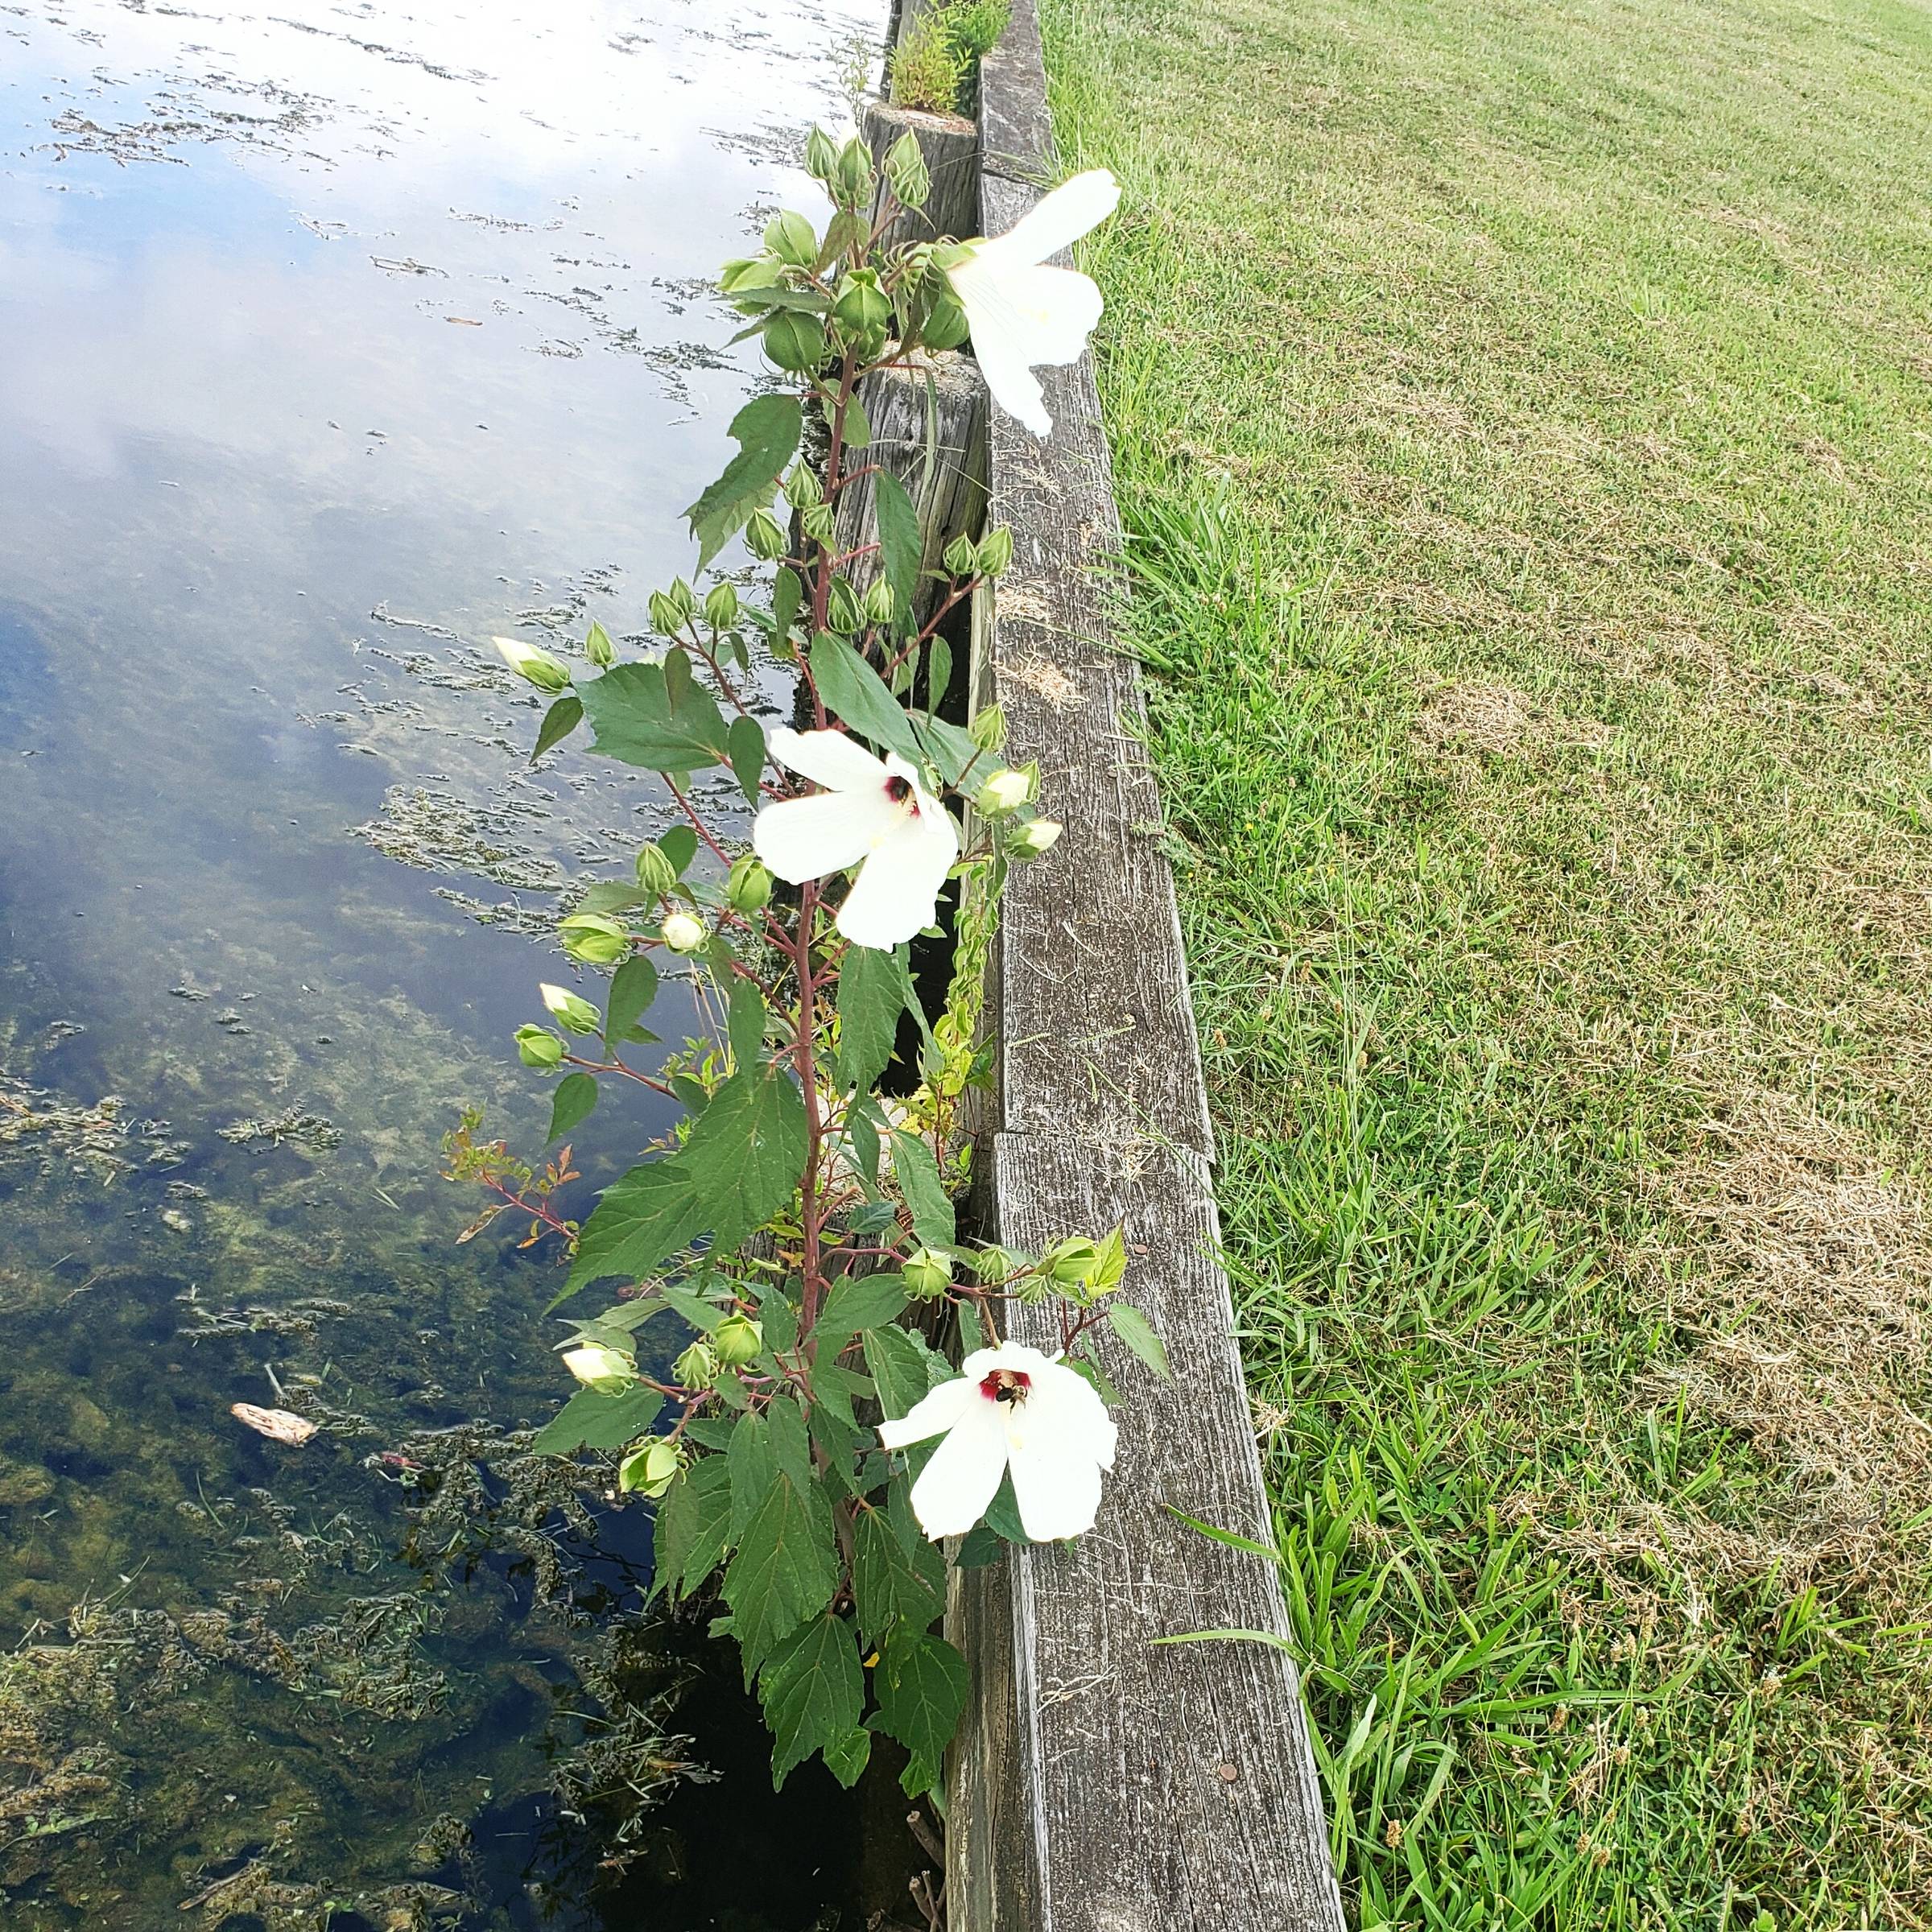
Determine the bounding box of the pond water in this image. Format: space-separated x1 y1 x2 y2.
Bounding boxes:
0 2 901 1927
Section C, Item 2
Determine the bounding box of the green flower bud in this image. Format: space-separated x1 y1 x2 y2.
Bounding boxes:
764 310 829 374
539 982 601 1035
703 581 740 629
745 509 790 561
803 126 839 182
900 1247 954 1298
763 209 818 268
884 129 931 209
673 1340 719 1389
825 576 864 635
661 910 707 953
563 1343 632 1390
619 1437 684 1499
635 841 681 898
712 1314 763 1367
977 767 1034 815
515 1025 566 1070
830 270 893 342
784 463 824 510
832 135 874 207
584 621 615 668
1014 817 1063 857
725 855 774 914
800 501 837 547
942 534 979 578
1044 1236 1101 1285
920 288 969 351
968 703 1006 753
976 525 1015 578
862 577 898 628
493 636 572 694
720 254 784 295
559 913 631 965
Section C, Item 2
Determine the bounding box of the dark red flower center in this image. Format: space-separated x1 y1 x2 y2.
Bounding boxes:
980 1368 1031 1406
885 774 915 808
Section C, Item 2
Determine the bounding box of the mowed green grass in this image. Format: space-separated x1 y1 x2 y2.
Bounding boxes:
1035 0 1932 1924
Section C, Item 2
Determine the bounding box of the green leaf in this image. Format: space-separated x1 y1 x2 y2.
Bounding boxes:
891 1130 955 1248
658 824 700 877
680 1067 808 1253
728 976 767 1071
869 1633 969 1771
604 954 658 1050
760 1613 865 1789
1108 1302 1172 1380
822 1727 871 1788
547 1071 597 1143
728 713 768 805
654 1456 733 1600
806 1355 873 1437
873 469 921 628
533 1385 663 1455
853 1508 943 1649
764 1391 816 1492
728 1410 778 1538
815 1274 908 1353
864 1323 953 1421
954 1521 1003 1570
580 660 732 773
808 632 927 767
530 694 583 764
723 1473 840 1673
771 567 803 644
564 1160 708 1298
842 390 872 449
685 394 803 569
846 1099 883 1192
576 881 654 916
836 943 914 1093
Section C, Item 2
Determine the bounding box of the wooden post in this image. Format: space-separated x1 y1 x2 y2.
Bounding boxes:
861 98 980 251
944 2 1348 1928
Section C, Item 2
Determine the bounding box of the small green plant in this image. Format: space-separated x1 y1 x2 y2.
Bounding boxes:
890 1 1012 114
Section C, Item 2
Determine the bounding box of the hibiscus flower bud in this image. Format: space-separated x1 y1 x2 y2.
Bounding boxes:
900 1248 954 1298
635 841 681 898
862 578 898 628
830 269 892 353
943 534 979 579
725 855 774 914
785 463 824 509
559 913 630 965
832 135 874 208
825 577 865 635
619 1438 684 1498
977 767 1034 815
1014 818 1063 857
703 581 740 629
884 129 931 209
493 636 572 695
712 1314 763 1367
976 525 1015 578
514 1025 565 1070
763 209 818 268
764 310 828 373
584 621 615 668
648 579 696 636
674 1340 719 1389
562 1343 632 1389
799 502 837 547
1044 1236 1102 1286
745 509 790 561
920 288 969 352
968 704 1007 752
660 911 707 954
539 983 601 1035
803 126 839 183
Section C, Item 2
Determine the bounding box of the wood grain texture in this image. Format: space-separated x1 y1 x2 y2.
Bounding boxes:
944 3 1346 1926
861 100 980 252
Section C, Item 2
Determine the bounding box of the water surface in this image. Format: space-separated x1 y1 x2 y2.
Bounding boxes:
0 2 890 1925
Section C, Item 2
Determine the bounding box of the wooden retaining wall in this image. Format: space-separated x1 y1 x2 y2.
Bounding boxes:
938 5 1348 1929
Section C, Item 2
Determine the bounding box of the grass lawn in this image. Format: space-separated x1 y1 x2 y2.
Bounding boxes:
1035 0 1932 1923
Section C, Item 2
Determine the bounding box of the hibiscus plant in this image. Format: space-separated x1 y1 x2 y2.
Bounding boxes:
461 128 1153 1797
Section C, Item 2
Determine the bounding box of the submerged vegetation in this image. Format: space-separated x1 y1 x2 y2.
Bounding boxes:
1042 0 1932 1923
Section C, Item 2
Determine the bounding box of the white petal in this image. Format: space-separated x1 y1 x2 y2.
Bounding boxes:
1005 1397 1105 1542
769 725 888 794
907 1393 1010 1539
960 1341 1057 1382
753 788 904 883
977 169 1120 269
970 320 1053 436
878 1373 976 1451
955 258 1104 370
836 799 960 949
1032 1357 1119 1472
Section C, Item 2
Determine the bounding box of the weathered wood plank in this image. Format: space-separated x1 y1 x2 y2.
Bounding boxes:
945 2 1346 1926
861 99 980 252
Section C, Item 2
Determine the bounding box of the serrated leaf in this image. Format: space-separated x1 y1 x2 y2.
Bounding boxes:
822 1727 871 1787
836 943 914 1093
863 1323 954 1422
846 1100 883 1191
728 976 767 1071
533 1385 663 1455
890 1130 955 1247
869 1633 968 1770
680 1067 807 1253
1108 1302 1171 1380
807 631 927 767
728 712 768 804
604 954 658 1051
728 1410 778 1538
807 1355 873 1437
853 1508 942 1649
815 1274 908 1353
580 661 732 773
563 1160 707 1298
530 694 583 764
685 394 803 568
653 1455 733 1600
548 1071 597 1143
723 1473 840 1674
760 1612 865 1789
873 469 921 629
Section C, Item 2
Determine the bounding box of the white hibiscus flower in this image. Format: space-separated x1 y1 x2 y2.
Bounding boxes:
944 169 1121 437
751 727 959 951
878 1341 1118 1542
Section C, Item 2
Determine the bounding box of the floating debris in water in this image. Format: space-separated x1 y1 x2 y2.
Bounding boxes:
216 1108 343 1152
229 1404 319 1445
